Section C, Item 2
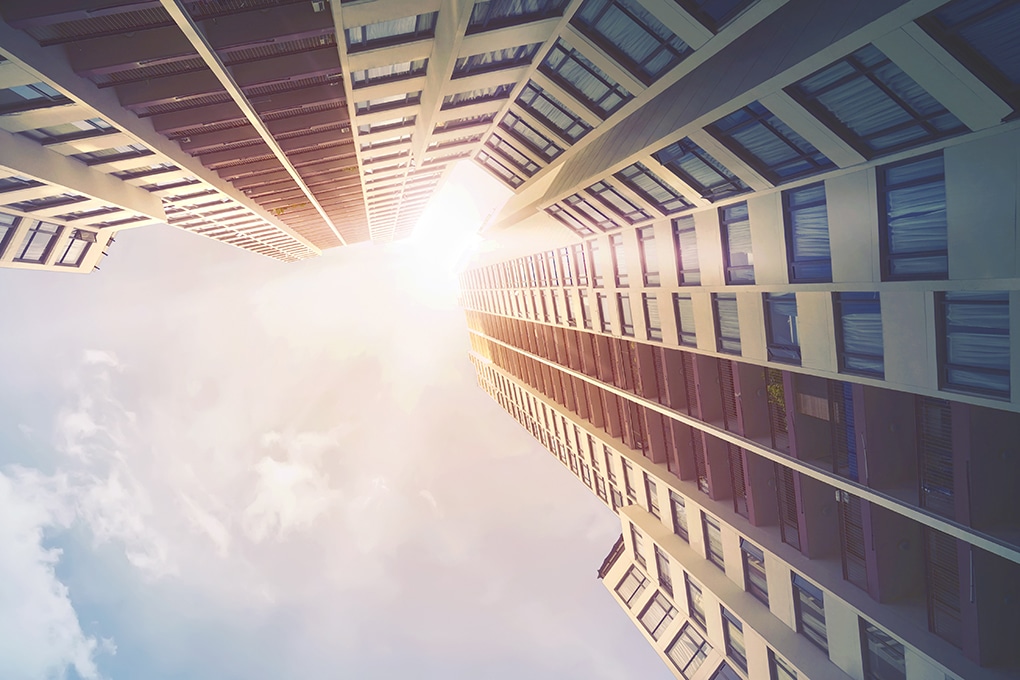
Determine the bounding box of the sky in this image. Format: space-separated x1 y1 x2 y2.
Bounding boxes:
0 162 672 680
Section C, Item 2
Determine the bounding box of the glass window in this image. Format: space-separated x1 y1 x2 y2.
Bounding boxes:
355 90 421 114
572 0 693 84
672 215 701 285
644 294 662 341
787 44 965 157
711 663 743 680
619 293 634 336
703 514 725 568
590 240 605 287
669 491 689 541
637 226 659 285
655 138 750 202
740 538 769 606
14 221 61 263
675 0 756 32
714 293 741 355
720 202 754 284
358 116 415 135
861 620 906 680
0 211 18 255
453 43 542 77
573 243 589 285
630 522 647 567
639 591 678 640
765 293 801 364
674 293 697 347
0 82 68 115
597 292 612 332
722 608 747 672
580 289 593 329
879 153 948 280
793 573 828 652
588 180 651 224
622 459 638 500
644 474 661 518
442 83 515 109
616 162 693 214
350 58 427 88
770 651 798 680
835 292 884 377
547 251 559 286
467 0 569 34
685 574 706 628
486 133 541 177
499 111 563 160
516 82 592 142
565 193 621 231
615 565 649 607
434 112 497 135
604 445 618 483
547 204 596 236
709 101 834 183
346 12 438 52
667 623 711 678
783 182 831 282
610 234 628 285
938 291 1010 398
57 230 94 267
654 545 672 595
611 486 624 510
560 247 574 286
539 39 633 117
919 0 1020 110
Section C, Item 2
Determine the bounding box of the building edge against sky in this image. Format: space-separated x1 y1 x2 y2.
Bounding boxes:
458 1 1020 680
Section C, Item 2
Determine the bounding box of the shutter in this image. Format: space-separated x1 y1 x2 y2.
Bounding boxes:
682 352 699 417
838 491 869 591
925 527 963 648
775 463 801 551
765 368 790 452
917 397 955 519
719 359 739 432
729 444 748 518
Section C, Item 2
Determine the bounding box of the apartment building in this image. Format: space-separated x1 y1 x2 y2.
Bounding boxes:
460 0 1020 678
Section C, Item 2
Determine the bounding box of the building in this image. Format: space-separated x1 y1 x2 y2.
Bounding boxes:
458 1 1020 679
0 0 583 271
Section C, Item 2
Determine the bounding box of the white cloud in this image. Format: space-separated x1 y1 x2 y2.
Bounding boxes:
243 456 339 543
0 469 107 680
180 493 231 558
82 349 121 369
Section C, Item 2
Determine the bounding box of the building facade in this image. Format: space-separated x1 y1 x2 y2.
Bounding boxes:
459 0 1020 679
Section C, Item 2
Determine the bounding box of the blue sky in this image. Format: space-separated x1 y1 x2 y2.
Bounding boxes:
0 162 672 680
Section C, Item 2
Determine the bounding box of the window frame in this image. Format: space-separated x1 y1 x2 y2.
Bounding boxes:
936 291 1011 399
782 181 832 283
834 292 885 378
764 292 801 365
877 152 948 281
720 201 755 284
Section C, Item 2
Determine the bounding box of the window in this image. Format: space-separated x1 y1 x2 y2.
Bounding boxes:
685 574 706 628
547 251 559 286
615 565 648 607
611 486 624 510
616 163 693 214
938 291 1010 398
878 153 948 280
618 294 635 336
720 202 754 284
56 230 94 267
630 523 647 567
783 182 831 282
714 293 741 355
539 39 633 117
346 12 438 52
572 0 693 84
547 204 596 236
644 294 662 341
595 475 608 501
358 116 415 135
740 538 769 606
565 193 621 231
703 514 725 568
622 459 638 501
574 243 589 285
516 82 592 142
442 83 515 109
597 293 612 332
674 293 697 347
486 134 541 177
672 216 700 285
769 651 798 680
587 180 651 224
590 240 605 287
610 234 628 285
560 248 573 285
835 292 884 377
637 226 659 285
655 138 751 202
861 620 906 680
467 0 569 34
669 491 689 541
355 91 421 115
581 289 593 329
604 445 618 484
14 221 61 263
0 212 18 254
654 545 672 595
667 624 711 678
639 591 678 640
675 0 756 32
918 0 1020 110
453 43 542 77
764 293 801 364
722 608 747 672
499 112 563 160
793 573 828 652
477 151 525 188
0 82 69 115
787 44 965 157
644 474 661 518
350 58 427 88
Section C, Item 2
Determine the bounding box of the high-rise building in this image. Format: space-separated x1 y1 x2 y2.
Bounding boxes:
459 1 1020 679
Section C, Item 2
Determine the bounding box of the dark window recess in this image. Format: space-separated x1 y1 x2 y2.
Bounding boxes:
486 133 541 177
787 44 966 157
467 0 569 34
937 291 1010 399
572 0 693 84
924 527 963 648
566 193 621 231
674 0 756 32
499 111 563 161
708 101 834 183
539 39 633 117
546 204 595 236
669 490 689 541
686 574 706 628
793 573 828 653
516 81 592 142
351 58 428 87
453 43 542 78
878 153 948 281
838 490 869 591
740 538 768 606
917 396 955 520
728 444 748 518
346 12 438 52
587 180 651 224
703 514 725 569
775 463 800 550
861 620 906 680
783 182 831 282
616 162 694 214
655 138 750 201
442 83 515 110
721 608 747 672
